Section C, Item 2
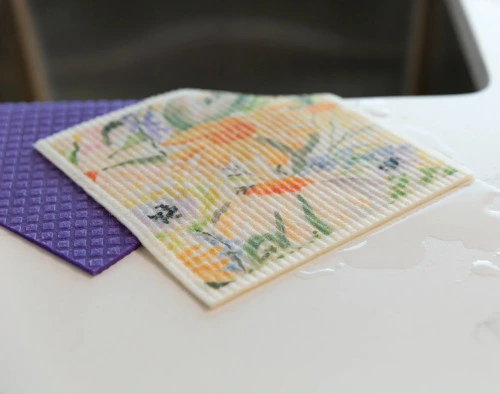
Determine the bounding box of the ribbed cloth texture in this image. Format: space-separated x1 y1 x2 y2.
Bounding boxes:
35 89 473 307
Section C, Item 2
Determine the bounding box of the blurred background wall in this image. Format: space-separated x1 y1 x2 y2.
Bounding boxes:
0 0 476 101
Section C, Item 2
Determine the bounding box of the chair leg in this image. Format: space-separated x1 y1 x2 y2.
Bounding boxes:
1 0 50 101
402 0 436 95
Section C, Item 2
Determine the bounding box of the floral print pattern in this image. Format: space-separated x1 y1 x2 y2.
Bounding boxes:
36 89 471 307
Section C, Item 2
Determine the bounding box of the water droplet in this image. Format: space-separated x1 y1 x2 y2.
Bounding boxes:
340 241 367 252
470 260 500 277
295 260 347 279
295 267 336 279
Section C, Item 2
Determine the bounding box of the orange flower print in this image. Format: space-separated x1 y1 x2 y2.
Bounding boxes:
246 176 314 195
162 117 289 168
85 170 98 182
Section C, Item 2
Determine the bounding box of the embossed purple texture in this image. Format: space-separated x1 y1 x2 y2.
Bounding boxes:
0 100 140 274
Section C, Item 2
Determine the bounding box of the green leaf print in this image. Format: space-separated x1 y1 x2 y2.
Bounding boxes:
163 108 195 131
231 94 267 113
242 212 290 265
108 132 148 159
226 94 251 113
273 212 290 249
259 133 320 175
297 194 333 235
388 173 409 201
292 133 320 174
257 137 293 155
419 167 438 184
69 141 80 165
163 93 259 131
188 220 208 233
299 95 314 105
102 121 124 145
443 167 457 176
103 154 167 170
242 235 269 265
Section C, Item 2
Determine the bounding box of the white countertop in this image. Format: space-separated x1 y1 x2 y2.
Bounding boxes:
2 1 500 393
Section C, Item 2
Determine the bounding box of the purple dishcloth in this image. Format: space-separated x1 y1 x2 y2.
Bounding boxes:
0 100 141 274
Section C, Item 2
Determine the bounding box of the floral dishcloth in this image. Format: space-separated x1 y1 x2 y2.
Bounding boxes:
35 89 473 307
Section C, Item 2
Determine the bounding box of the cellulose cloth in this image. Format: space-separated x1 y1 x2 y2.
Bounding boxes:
35 89 473 307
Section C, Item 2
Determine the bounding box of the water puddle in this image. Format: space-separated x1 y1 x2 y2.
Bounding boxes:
296 106 500 281
295 262 345 280
470 260 500 277
295 181 500 280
